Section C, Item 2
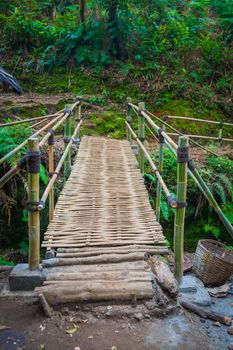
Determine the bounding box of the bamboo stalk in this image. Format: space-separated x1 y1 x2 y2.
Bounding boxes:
27 138 40 270
64 105 72 180
155 126 164 221
174 136 189 284
125 121 175 203
138 102 145 173
167 132 233 143
40 120 83 206
167 115 233 127
48 132 55 222
0 111 62 128
126 98 132 143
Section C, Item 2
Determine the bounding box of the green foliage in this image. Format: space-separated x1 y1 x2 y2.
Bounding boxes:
0 256 15 266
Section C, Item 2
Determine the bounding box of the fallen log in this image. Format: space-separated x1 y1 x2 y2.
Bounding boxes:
146 255 178 296
38 293 53 318
180 300 232 326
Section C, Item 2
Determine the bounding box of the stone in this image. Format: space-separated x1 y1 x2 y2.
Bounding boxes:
213 321 221 327
207 284 230 298
8 264 45 291
179 276 211 307
228 327 233 335
228 344 233 350
133 313 144 321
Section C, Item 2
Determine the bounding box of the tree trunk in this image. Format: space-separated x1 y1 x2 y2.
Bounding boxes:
108 0 121 58
80 0 85 24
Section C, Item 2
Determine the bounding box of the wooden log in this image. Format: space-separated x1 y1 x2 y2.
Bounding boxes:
146 255 178 296
43 252 146 267
35 281 153 305
38 293 53 318
47 270 151 281
180 300 232 326
0 266 13 272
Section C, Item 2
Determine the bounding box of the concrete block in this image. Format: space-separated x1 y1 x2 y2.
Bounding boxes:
9 264 46 291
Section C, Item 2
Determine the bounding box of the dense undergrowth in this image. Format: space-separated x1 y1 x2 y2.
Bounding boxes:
0 0 232 262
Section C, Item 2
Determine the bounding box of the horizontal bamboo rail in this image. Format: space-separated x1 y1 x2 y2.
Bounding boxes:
125 121 177 207
39 119 83 208
167 132 233 143
167 115 233 127
0 111 63 128
145 110 220 157
0 112 64 166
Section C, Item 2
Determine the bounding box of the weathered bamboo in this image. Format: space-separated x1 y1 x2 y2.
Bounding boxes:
125 121 176 206
48 131 55 222
126 97 132 143
155 126 164 221
0 112 64 166
0 111 62 128
174 136 189 283
167 132 233 143
167 115 233 127
145 110 219 157
27 138 41 270
138 102 145 173
145 123 159 142
64 105 72 180
39 120 83 206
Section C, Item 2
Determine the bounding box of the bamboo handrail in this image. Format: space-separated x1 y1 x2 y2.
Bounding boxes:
0 112 64 166
125 121 176 205
167 132 233 143
145 110 221 156
145 123 159 142
39 119 83 207
0 111 64 128
167 115 233 127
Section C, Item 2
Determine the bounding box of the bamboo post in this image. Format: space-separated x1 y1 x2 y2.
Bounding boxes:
27 138 41 270
174 136 189 284
126 97 132 143
138 102 145 173
48 130 55 222
218 121 223 145
74 102 82 140
64 105 72 180
155 126 165 221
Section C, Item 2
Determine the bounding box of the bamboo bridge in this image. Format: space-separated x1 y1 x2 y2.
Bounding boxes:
0 97 233 305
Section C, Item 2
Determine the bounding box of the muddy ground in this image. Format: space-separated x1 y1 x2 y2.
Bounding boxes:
0 292 233 350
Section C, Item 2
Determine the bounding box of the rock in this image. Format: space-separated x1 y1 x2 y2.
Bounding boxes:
133 313 144 321
228 327 233 335
207 284 230 298
228 344 233 350
213 321 221 327
179 276 211 307
200 318 206 323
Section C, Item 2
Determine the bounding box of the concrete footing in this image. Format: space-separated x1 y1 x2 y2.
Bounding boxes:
9 264 46 291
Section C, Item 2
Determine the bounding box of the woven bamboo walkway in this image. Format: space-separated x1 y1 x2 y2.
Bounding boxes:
37 136 168 304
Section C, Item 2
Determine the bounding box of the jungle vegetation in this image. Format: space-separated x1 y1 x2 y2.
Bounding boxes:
0 0 232 261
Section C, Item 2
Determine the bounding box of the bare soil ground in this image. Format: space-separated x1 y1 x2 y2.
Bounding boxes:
0 93 75 107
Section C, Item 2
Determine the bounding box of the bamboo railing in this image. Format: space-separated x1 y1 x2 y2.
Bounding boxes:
0 99 83 270
126 99 233 283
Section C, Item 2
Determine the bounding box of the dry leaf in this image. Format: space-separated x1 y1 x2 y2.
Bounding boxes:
38 345 45 349
75 347 81 350
65 325 80 335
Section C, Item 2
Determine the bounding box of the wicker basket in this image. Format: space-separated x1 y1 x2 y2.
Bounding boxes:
193 239 233 286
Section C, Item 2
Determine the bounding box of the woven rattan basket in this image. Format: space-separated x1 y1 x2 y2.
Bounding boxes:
193 239 233 286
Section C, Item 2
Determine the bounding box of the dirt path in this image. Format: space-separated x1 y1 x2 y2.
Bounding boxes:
0 297 231 350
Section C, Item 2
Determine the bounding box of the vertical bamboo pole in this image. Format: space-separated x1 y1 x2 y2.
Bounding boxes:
138 102 145 173
155 126 164 221
48 130 55 222
174 136 189 284
75 103 82 139
64 105 72 180
218 121 223 145
27 138 41 270
126 97 132 143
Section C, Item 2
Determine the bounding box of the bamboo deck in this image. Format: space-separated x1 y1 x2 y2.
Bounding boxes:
38 136 168 303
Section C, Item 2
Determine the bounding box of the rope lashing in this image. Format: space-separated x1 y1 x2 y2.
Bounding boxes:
27 151 41 173
26 200 45 212
158 128 165 144
48 129 55 145
177 146 189 163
